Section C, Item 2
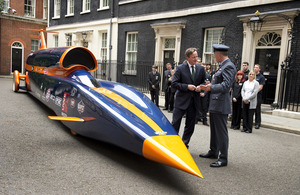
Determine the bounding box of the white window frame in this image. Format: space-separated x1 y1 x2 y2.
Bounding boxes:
2 0 10 13
24 0 36 17
124 32 138 75
98 0 109 11
31 39 39 52
54 35 59 47
100 32 108 61
43 0 47 19
66 34 72 46
66 0 74 17
203 27 224 64
81 0 90 14
53 0 60 19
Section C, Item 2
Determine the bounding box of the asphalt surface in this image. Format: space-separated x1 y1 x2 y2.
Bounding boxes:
0 78 299 194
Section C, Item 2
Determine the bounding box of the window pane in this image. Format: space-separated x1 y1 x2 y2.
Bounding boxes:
55 0 60 17
165 38 175 49
125 33 138 73
31 40 39 51
54 36 58 47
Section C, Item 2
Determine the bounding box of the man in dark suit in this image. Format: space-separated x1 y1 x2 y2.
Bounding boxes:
198 65 211 126
254 64 265 129
148 65 161 107
171 48 206 148
199 44 237 167
163 63 172 111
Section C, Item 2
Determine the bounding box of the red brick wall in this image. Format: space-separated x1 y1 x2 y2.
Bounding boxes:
0 0 47 75
10 0 46 19
0 19 46 74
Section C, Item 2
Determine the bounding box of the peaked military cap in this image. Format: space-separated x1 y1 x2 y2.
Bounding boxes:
213 44 230 52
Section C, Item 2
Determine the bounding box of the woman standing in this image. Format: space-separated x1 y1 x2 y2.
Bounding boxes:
231 71 245 130
241 71 259 133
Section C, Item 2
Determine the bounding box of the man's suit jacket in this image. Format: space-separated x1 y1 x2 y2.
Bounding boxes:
163 69 171 91
171 62 206 110
209 58 237 114
148 71 161 91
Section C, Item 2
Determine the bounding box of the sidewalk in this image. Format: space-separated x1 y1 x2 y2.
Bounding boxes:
147 94 300 135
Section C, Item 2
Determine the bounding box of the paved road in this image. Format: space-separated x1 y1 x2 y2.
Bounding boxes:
0 78 299 194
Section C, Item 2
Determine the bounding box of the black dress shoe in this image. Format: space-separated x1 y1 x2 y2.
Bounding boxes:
210 161 227 168
199 152 218 159
255 125 260 129
163 108 168 110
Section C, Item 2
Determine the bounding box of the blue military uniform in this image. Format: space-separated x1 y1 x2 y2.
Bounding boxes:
200 44 237 166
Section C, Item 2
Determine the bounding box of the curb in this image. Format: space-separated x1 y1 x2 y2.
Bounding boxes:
261 123 300 135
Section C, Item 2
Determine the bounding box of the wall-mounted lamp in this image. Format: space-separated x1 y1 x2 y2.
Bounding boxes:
248 10 264 32
82 32 88 48
65 33 71 40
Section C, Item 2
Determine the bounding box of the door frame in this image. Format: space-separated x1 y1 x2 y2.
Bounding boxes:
11 41 24 74
240 16 291 105
151 22 186 66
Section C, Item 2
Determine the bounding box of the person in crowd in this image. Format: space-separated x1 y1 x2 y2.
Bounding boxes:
148 65 161 107
206 62 215 77
241 71 259 133
199 44 237 168
242 62 250 80
163 63 172 111
171 48 206 149
254 64 265 129
230 70 245 130
196 57 202 65
196 63 211 126
168 69 176 112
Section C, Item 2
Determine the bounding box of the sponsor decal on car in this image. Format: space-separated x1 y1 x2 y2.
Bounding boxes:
62 92 70 113
45 89 51 102
70 98 76 108
55 96 62 107
77 100 85 114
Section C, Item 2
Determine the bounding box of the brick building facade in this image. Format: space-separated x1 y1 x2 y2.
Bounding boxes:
0 0 47 75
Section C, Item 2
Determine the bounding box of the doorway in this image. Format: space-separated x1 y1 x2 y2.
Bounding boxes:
163 50 174 68
255 48 280 104
11 42 23 73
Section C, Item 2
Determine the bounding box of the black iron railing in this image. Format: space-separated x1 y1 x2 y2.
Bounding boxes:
277 63 300 112
93 60 170 93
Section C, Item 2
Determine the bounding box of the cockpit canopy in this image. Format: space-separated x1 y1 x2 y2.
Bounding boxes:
26 46 98 71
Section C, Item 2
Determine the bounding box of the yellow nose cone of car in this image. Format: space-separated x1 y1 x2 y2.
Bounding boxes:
143 135 203 178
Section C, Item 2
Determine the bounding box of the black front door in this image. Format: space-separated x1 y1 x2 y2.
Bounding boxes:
12 48 22 73
255 48 280 104
163 50 174 69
